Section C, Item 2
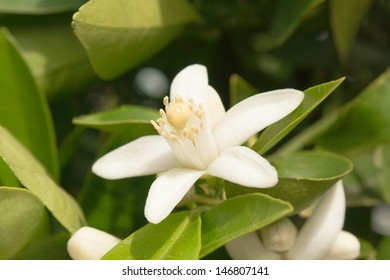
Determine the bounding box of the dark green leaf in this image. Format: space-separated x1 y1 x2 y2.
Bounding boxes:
0 28 59 180
103 211 201 260
72 0 200 79
0 187 49 259
253 77 345 155
0 0 86 14
330 0 373 62
200 193 293 258
0 126 86 233
226 150 353 213
316 68 390 154
73 105 158 137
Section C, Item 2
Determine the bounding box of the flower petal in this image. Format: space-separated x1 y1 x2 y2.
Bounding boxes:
67 227 120 260
144 168 204 224
208 85 226 128
170 64 209 106
213 89 304 151
207 146 278 188
324 231 360 260
225 232 281 260
92 135 181 179
286 180 346 260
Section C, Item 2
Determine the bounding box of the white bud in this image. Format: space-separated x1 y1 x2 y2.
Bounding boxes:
67 227 121 260
260 218 298 252
324 231 360 259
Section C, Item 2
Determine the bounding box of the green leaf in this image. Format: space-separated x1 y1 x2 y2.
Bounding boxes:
358 238 376 260
103 211 201 260
0 126 86 233
200 193 293 258
0 0 86 14
378 236 390 260
229 74 257 106
330 0 373 63
3 14 97 97
253 77 345 155
267 0 324 49
378 143 390 203
316 68 390 154
0 28 59 180
72 0 200 79
14 232 71 260
0 187 49 260
226 150 353 213
73 105 159 137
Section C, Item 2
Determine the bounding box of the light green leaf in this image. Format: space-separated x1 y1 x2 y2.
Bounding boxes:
0 187 49 260
73 105 159 137
0 0 86 14
200 193 293 258
316 68 390 154
0 28 59 180
72 0 200 79
330 0 373 63
358 238 376 260
0 126 86 233
226 150 353 213
103 211 201 260
268 0 324 49
229 74 257 106
3 14 98 97
377 143 390 204
253 77 345 155
378 236 390 260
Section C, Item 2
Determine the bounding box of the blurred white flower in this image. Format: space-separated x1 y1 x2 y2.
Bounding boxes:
225 181 360 259
371 204 390 236
92 64 304 224
67 227 120 260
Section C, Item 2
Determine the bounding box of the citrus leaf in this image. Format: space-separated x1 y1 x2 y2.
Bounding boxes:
103 211 201 260
0 0 86 14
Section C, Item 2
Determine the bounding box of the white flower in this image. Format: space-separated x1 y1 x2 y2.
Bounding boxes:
67 227 121 260
92 64 304 224
225 181 361 259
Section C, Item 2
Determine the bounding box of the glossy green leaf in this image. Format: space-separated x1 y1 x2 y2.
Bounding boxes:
268 0 324 49
0 28 59 180
229 74 257 106
200 193 293 258
103 211 201 260
253 77 345 155
226 150 353 213
73 105 159 137
330 0 373 63
0 187 49 259
316 68 390 154
0 0 86 14
0 126 86 233
3 14 97 97
72 0 200 79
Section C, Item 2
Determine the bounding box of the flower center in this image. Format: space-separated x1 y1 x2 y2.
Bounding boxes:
166 103 191 129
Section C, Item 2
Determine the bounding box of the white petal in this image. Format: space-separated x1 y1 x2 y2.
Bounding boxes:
225 232 281 260
324 231 360 260
144 168 204 224
67 227 120 260
92 135 181 179
208 86 226 128
286 181 346 260
207 146 278 188
213 89 304 151
170 64 209 106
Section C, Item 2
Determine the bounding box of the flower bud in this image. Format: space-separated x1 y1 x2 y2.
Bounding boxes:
67 226 121 260
324 231 360 260
260 218 298 252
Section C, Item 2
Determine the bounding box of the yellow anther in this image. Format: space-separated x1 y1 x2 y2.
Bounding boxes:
166 103 191 129
163 96 169 106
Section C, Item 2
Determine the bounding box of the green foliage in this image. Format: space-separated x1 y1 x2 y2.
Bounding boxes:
0 126 86 233
0 0 86 14
72 0 200 79
0 187 49 259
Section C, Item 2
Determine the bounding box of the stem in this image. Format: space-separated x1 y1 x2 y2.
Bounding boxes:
191 194 223 206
